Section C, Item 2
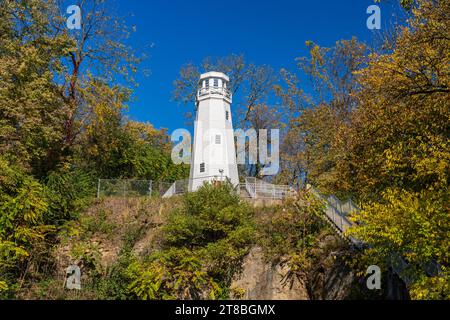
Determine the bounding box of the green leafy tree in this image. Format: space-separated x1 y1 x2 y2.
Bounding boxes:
344 0 449 298
277 38 367 190
0 157 53 296
0 0 74 176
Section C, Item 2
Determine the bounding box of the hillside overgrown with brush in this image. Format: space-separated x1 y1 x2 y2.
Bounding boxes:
1 0 449 300
12 183 369 300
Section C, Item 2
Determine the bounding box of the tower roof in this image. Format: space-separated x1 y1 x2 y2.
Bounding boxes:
199 71 230 82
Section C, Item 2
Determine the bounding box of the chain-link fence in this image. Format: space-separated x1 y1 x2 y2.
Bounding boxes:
152 181 181 197
97 179 153 198
96 179 188 198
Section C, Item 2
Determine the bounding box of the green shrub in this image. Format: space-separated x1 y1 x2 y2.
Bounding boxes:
0 157 54 297
70 242 103 277
127 248 221 300
93 249 136 300
256 191 326 261
128 183 255 300
45 167 95 225
164 183 252 247
80 209 116 237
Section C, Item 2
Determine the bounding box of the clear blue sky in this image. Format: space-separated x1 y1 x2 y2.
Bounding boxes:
115 0 404 132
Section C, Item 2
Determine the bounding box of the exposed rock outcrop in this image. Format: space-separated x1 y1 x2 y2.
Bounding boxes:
232 241 357 300
232 247 309 300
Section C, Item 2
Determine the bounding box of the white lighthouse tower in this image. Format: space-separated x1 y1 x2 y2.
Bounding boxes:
188 72 239 192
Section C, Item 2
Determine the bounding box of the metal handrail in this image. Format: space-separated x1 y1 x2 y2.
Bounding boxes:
308 185 353 234
244 177 297 200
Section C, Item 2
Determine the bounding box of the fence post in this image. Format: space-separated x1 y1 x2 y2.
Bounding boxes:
328 205 336 223
97 179 101 199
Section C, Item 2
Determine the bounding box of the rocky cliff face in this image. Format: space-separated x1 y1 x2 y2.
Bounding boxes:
232 247 309 300
306 251 355 300
232 243 356 300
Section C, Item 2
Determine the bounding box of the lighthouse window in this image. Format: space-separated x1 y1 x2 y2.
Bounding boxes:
225 111 229 120
200 162 205 173
205 79 209 88
213 78 219 87
215 135 221 144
